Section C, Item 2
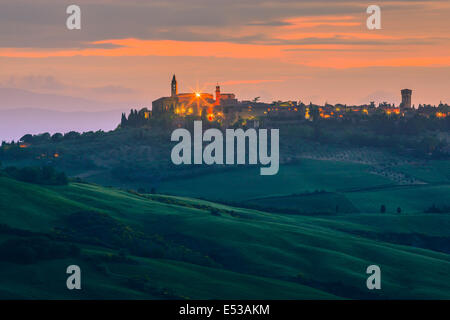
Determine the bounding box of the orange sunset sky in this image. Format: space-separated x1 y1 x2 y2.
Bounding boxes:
1 0 450 110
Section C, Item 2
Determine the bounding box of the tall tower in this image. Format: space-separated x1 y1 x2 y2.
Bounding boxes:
215 83 221 106
171 74 178 97
400 89 412 108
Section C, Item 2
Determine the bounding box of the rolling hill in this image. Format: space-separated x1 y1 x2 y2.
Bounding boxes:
0 176 449 299
158 159 450 214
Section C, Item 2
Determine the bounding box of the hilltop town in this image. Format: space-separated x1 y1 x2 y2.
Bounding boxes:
119 74 449 130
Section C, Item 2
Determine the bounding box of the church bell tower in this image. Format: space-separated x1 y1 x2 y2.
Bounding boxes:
215 83 221 106
171 74 178 97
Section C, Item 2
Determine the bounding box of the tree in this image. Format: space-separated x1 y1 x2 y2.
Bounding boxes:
380 205 386 213
42 166 55 181
121 113 128 127
20 134 33 143
51 133 63 142
64 131 81 140
5 166 68 185
210 208 221 216
55 172 68 185
38 132 51 141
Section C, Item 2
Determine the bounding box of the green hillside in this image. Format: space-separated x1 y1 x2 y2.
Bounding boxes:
0 176 449 299
157 160 393 202
157 159 450 215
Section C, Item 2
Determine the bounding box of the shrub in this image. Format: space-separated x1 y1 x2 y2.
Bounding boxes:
3 166 68 185
0 237 80 264
425 204 450 214
210 208 221 216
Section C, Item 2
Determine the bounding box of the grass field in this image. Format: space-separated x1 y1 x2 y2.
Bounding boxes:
157 160 393 201
0 175 449 299
392 161 450 184
157 159 450 214
244 192 359 214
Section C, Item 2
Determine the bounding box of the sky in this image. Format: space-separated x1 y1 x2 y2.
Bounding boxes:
1 0 450 111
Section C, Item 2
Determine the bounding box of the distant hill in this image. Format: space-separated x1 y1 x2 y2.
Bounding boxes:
0 87 134 112
0 86 145 141
0 108 123 142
